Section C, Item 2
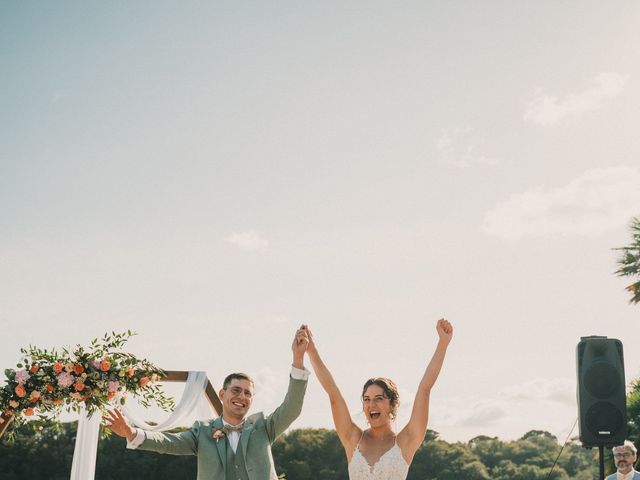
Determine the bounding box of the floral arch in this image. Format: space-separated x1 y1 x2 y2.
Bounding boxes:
0 332 223 479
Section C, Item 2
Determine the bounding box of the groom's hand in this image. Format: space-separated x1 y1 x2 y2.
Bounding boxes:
292 325 310 369
103 408 137 442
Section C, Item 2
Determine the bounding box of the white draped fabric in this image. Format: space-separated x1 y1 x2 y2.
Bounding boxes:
121 371 210 431
70 371 212 480
70 406 102 480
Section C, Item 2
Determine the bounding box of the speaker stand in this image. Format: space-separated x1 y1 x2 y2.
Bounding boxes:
599 445 605 480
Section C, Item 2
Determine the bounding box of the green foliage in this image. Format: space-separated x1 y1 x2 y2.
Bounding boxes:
272 428 347 480
0 425 599 480
614 216 640 304
0 331 174 440
625 379 640 469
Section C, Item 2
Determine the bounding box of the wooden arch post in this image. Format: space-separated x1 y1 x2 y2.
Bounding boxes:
162 370 223 415
0 371 223 440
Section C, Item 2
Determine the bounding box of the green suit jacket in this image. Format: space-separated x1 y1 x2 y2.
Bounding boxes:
137 375 307 480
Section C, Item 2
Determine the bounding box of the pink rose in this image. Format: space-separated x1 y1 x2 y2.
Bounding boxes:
57 372 74 388
15 369 30 385
107 381 119 393
139 376 151 388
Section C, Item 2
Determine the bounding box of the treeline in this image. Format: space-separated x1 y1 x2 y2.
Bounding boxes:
0 423 600 480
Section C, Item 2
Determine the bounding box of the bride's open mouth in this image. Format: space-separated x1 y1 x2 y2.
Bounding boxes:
369 411 381 419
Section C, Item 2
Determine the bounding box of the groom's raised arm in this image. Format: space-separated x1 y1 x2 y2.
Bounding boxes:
264 326 310 442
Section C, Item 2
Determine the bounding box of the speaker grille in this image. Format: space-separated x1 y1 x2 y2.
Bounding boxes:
585 401 625 437
584 362 621 398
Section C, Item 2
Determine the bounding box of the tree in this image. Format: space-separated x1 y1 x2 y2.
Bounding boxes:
0 424 601 479
615 216 640 304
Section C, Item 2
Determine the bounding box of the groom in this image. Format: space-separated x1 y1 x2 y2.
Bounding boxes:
104 326 310 480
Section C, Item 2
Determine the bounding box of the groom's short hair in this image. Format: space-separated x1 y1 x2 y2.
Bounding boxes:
223 372 255 390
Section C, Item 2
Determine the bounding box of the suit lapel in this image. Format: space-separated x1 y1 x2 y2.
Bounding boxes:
240 418 255 459
211 418 227 471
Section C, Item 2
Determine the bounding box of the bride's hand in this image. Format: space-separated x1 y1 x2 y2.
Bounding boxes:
436 318 453 345
302 325 318 355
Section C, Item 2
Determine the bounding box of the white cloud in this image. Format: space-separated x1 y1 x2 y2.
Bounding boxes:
501 377 575 406
524 72 628 126
431 398 509 428
270 315 289 325
52 91 69 103
252 366 287 413
435 128 498 168
482 166 640 239
225 230 269 250
431 378 574 432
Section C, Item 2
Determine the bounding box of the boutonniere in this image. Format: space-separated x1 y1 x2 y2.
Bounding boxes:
212 427 226 442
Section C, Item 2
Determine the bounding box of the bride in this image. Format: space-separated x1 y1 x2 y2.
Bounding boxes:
304 318 453 480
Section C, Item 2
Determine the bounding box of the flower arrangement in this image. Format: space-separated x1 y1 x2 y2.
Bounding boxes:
0 331 174 438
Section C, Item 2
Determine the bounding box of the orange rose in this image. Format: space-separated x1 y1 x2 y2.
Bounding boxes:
100 360 111 372
139 376 151 388
9 400 19 408
15 384 26 398
107 391 116 400
127 367 135 377
52 398 64 405
24 408 34 417
53 362 64 374
45 384 54 393
29 364 39 374
29 391 41 403
73 381 85 392
69 392 82 400
73 364 84 375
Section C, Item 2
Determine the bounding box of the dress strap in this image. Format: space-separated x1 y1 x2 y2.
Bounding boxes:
355 430 365 448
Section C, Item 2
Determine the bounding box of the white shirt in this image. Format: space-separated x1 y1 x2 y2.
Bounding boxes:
127 365 310 450
618 471 636 480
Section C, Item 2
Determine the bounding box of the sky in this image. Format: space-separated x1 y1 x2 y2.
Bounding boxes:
1 1 640 444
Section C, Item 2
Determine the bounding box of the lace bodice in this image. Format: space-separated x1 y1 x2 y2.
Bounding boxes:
348 443 409 480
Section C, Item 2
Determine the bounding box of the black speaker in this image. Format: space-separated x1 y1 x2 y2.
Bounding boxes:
576 336 626 447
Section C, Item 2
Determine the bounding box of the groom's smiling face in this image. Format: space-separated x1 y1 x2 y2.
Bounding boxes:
220 379 254 421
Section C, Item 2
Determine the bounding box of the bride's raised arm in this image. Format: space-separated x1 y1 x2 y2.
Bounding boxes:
303 326 361 455
398 318 453 461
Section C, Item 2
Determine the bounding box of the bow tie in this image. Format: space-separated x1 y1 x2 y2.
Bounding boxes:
223 423 244 434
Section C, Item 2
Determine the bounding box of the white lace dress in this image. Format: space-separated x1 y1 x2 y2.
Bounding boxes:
347 441 410 480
